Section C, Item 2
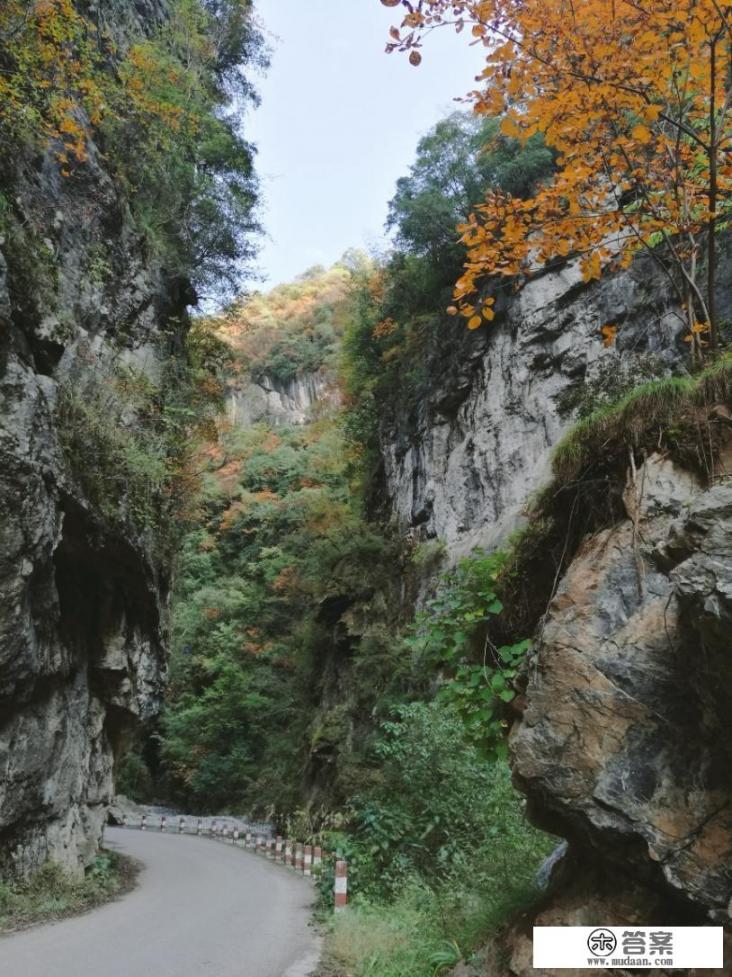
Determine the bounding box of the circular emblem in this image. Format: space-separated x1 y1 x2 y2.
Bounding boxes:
587 928 617 957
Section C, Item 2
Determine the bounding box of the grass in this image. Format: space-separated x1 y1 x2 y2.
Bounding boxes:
551 352 732 481
0 852 137 935
321 879 543 977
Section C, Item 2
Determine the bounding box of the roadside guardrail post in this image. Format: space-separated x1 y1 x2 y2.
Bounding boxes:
141 814 147 831
275 835 283 861
303 845 312 876
334 860 348 912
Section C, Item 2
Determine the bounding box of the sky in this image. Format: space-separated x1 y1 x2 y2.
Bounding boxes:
245 0 483 287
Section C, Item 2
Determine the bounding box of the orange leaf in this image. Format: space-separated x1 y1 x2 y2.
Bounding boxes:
500 116 521 139
631 124 653 144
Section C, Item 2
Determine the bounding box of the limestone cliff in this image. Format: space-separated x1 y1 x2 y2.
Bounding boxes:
226 369 339 428
0 0 189 878
381 245 732 558
378 253 732 959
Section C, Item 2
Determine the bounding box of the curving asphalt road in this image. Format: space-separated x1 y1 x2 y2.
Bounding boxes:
0 828 321 977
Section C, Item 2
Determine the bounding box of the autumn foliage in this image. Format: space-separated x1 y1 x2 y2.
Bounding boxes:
384 0 732 349
0 0 106 165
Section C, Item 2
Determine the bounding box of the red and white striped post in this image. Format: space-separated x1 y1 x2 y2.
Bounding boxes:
275 836 283 861
197 819 202 836
295 843 304 873
122 814 128 828
334 860 348 912
233 829 240 845
313 847 322 873
303 845 312 877
284 839 293 866
141 814 147 831
245 831 252 849
179 817 185 834
161 815 167 832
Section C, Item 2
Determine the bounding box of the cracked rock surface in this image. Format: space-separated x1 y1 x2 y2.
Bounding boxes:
511 456 732 933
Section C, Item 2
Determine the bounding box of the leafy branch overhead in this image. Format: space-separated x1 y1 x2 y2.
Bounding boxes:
383 0 732 352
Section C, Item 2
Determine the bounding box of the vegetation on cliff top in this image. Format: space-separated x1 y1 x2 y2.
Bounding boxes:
1 0 267 553
216 257 370 385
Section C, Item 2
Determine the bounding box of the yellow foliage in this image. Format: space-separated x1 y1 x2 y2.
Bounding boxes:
385 0 730 343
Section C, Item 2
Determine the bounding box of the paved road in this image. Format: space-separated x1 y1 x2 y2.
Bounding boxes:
0 828 321 977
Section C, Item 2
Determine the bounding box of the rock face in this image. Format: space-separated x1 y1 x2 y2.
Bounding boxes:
512 458 731 922
381 248 732 558
378 252 732 959
227 370 338 427
0 0 183 878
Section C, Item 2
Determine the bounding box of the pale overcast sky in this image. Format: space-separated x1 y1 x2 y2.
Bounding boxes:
246 0 483 287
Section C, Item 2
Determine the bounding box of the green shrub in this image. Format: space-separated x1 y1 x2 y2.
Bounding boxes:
116 751 154 802
403 554 530 758
329 705 551 901
325 870 545 977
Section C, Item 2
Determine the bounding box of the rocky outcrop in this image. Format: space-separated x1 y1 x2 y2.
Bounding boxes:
381 246 732 558
0 0 185 878
511 457 731 921
227 370 338 427
495 456 732 973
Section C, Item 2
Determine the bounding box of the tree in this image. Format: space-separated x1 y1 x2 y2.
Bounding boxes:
382 0 732 351
387 111 553 275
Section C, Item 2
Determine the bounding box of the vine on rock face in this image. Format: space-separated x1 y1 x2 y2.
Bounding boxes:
383 0 732 354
